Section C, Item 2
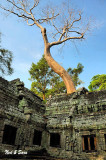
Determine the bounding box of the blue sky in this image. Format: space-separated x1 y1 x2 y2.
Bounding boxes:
0 0 106 90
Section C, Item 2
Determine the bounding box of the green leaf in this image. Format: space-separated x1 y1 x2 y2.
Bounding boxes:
88 74 106 91
0 33 13 75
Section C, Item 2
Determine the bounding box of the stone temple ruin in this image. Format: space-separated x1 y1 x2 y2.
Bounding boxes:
0 77 106 160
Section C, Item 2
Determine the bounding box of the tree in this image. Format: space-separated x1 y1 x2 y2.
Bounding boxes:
29 55 52 100
29 56 84 100
29 56 67 100
49 63 84 95
0 32 13 75
0 0 90 93
67 63 84 87
49 74 66 94
88 74 106 91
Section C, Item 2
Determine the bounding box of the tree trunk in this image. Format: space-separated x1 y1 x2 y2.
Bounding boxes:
41 27 76 94
43 93 45 101
44 45 76 94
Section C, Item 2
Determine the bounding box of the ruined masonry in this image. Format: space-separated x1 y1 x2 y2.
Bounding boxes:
0 77 106 160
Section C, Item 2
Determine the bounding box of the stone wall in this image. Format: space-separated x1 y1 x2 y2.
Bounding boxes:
0 77 106 160
46 89 106 160
0 77 46 158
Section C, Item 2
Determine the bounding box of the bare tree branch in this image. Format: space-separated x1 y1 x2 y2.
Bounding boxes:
7 0 24 11
30 0 39 12
51 21 61 34
0 5 33 20
26 19 35 26
37 13 59 24
69 13 81 29
18 0 31 15
58 27 67 41
50 33 84 47
68 30 83 35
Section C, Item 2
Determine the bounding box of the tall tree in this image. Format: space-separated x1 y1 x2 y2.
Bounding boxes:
29 56 84 100
0 0 90 93
0 32 13 75
88 74 106 91
29 55 52 100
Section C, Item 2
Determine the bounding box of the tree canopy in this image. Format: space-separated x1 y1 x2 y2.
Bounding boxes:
29 55 84 100
88 74 106 92
67 63 84 87
29 55 52 100
0 0 90 94
0 33 13 76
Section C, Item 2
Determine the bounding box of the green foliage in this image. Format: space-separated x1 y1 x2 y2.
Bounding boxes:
0 33 13 75
29 55 52 100
29 56 84 100
88 74 106 91
48 71 66 95
67 63 84 87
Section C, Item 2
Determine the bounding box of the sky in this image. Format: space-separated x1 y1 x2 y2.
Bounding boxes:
0 0 106 90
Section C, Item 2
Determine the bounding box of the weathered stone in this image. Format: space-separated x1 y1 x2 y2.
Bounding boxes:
0 77 106 160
